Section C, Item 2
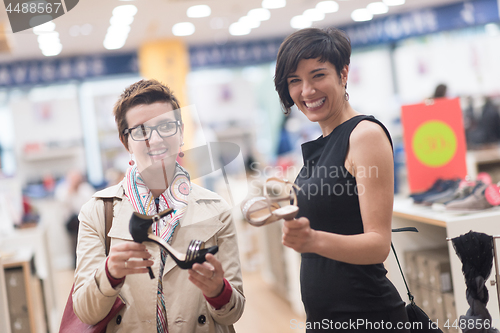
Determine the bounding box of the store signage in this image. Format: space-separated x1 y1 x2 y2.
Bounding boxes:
342 0 499 47
0 53 137 87
189 38 283 69
401 98 467 193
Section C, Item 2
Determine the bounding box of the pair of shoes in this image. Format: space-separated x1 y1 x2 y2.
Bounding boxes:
129 208 218 270
241 177 299 227
423 179 476 206
444 182 493 211
411 178 461 204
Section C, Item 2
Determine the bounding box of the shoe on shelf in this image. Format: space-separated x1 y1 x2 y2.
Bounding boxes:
412 178 461 204
241 177 299 227
129 208 218 270
444 182 493 211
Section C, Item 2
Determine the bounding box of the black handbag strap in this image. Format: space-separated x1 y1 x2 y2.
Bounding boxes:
103 198 114 256
391 227 418 305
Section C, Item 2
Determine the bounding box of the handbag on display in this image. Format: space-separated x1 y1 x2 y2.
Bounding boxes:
59 198 125 333
392 227 443 333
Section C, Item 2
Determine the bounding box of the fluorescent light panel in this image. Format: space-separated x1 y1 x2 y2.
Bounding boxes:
367 2 388 14
172 22 195 36
316 1 339 13
262 0 286 9
351 8 373 21
187 5 211 18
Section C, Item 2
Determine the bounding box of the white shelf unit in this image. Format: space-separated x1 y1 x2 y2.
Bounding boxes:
387 197 500 325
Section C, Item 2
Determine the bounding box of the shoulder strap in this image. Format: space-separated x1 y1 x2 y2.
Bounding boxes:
391 227 418 305
103 198 114 256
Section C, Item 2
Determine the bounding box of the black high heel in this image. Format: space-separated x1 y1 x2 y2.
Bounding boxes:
129 209 218 270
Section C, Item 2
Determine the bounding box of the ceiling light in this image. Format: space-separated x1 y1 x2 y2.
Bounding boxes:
351 8 373 21
69 25 80 37
112 4 137 17
33 21 55 34
367 2 388 14
229 22 251 36
303 8 325 21
104 38 126 50
239 16 261 29
248 8 271 21
41 43 62 57
383 0 405 6
80 23 92 35
316 1 339 13
187 5 211 18
172 22 195 36
262 0 286 9
290 15 312 29
110 15 134 26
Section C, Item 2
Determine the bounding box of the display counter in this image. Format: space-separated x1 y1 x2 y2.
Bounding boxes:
388 196 500 328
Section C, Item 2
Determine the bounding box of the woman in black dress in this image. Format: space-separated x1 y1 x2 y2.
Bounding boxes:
274 28 410 332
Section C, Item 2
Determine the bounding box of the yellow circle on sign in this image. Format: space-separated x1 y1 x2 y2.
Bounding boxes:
412 120 457 167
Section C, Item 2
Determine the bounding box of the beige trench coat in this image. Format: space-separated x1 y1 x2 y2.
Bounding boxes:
73 182 245 333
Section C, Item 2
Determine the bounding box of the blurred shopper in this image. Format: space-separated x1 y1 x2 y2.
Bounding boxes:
274 28 409 332
72 80 244 332
432 83 448 98
55 169 94 267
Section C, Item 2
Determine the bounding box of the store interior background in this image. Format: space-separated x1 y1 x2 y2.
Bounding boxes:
0 0 500 332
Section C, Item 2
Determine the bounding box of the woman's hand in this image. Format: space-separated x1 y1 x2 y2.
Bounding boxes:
282 217 317 253
107 242 153 279
188 254 224 298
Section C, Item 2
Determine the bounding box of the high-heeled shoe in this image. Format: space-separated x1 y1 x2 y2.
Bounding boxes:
241 177 299 226
129 208 218 270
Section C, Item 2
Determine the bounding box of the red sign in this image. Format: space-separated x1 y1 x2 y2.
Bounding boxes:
401 98 467 193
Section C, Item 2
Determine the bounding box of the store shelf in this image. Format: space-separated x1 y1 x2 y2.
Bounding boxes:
22 147 79 162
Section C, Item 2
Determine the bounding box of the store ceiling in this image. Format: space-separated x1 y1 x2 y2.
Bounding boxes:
0 0 468 63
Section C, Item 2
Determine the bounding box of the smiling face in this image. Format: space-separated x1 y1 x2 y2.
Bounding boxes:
287 58 349 133
125 102 183 174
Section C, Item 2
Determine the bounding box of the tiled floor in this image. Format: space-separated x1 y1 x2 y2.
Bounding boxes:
53 269 305 333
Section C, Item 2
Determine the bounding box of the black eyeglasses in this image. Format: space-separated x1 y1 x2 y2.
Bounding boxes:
123 121 182 141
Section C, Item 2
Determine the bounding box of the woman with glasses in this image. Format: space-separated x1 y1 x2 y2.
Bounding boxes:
71 79 244 332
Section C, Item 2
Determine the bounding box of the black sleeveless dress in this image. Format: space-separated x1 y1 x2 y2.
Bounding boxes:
295 115 409 332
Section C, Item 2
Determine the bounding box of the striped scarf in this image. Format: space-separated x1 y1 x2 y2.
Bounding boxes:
123 162 191 333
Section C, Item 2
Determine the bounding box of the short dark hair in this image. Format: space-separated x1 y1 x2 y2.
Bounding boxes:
113 79 182 150
274 27 352 114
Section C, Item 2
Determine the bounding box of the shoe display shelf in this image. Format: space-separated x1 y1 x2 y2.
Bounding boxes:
387 196 500 327
0 224 58 333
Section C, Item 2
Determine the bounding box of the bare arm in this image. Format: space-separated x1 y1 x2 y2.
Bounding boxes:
283 120 394 265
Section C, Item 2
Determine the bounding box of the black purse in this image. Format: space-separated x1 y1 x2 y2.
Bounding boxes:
392 227 444 333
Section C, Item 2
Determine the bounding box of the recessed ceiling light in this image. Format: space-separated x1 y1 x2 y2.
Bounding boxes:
367 2 388 14
351 8 373 21
172 22 195 36
33 21 56 34
383 0 405 6
316 1 339 13
229 22 251 36
69 25 80 37
303 8 325 21
112 5 137 17
290 15 312 29
80 23 92 35
187 5 211 18
262 0 286 9
239 16 260 29
248 8 271 21
110 15 134 26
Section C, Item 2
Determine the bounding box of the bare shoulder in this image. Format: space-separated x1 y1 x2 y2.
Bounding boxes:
348 119 393 163
350 120 390 146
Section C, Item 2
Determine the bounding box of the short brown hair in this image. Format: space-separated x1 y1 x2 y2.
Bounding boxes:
113 79 182 150
274 28 351 114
